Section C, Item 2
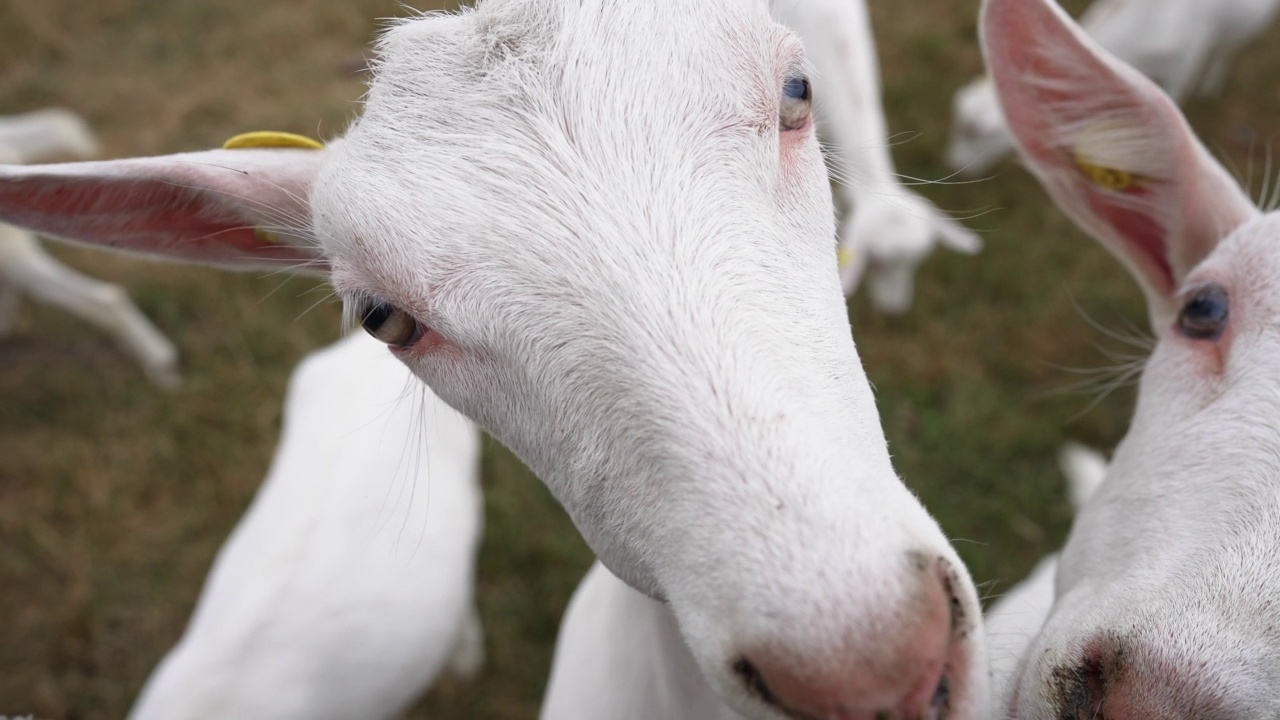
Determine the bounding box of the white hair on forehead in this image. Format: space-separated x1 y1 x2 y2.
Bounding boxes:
329 0 804 318
356 0 793 206
371 0 782 92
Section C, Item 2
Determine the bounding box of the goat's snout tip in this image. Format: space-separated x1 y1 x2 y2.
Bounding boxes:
732 655 951 720
730 556 964 719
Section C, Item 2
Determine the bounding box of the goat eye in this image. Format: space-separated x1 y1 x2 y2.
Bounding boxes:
780 75 811 132
1177 283 1229 340
359 300 425 348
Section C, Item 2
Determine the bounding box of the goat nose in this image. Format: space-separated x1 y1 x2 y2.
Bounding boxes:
1057 646 1115 719
733 556 958 720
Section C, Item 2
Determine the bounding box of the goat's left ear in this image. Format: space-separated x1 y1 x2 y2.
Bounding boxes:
0 143 329 275
981 0 1257 328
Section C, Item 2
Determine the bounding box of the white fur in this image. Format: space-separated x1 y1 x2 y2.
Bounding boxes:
986 0 1280 715
777 0 982 313
984 443 1107 706
544 555 1048 719
0 4 990 716
0 109 100 163
543 442 1109 719
948 0 1280 176
128 332 484 720
983 556 1057 712
0 111 179 388
541 561 735 720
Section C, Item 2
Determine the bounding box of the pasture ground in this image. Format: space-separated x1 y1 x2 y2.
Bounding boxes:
1 0 1276 717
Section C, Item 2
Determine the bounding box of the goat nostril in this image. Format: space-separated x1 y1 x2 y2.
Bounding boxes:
732 657 779 707
931 673 951 716
1056 655 1107 720
935 558 965 637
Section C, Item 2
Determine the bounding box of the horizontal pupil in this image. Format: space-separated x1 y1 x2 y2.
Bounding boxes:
361 302 392 330
1187 299 1224 319
784 77 809 101
1178 284 1229 340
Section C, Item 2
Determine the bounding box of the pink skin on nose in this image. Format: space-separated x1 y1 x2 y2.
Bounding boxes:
1050 636 1229 720
740 560 956 719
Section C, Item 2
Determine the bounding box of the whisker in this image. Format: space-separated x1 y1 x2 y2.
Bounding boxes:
407 383 435 560
294 289 341 323
1259 141 1273 211
1064 291 1155 352
1265 142 1280 212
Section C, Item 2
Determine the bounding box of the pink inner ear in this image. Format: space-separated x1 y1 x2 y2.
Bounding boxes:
0 175 324 270
1078 179 1175 296
985 0 1180 298
1004 96 1180 297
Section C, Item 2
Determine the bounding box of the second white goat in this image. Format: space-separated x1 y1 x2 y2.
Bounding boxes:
128 331 484 720
986 0 1280 714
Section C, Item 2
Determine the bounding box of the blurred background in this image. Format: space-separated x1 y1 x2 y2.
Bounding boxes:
1 0 1276 717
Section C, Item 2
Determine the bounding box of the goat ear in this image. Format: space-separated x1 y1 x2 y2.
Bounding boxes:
981 0 1257 328
0 144 329 275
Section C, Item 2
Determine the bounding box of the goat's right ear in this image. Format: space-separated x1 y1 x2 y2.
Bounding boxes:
980 0 1258 328
0 145 329 275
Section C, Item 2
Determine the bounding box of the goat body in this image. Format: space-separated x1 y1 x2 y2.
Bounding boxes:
128 332 483 720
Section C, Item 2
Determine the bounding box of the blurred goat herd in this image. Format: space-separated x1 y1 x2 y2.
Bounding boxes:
2 0 1278 717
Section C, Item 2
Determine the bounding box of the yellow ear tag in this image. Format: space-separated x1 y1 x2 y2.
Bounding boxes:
837 245 857 270
1075 154 1139 192
221 131 323 245
253 228 281 245
222 130 324 151
1071 120 1146 192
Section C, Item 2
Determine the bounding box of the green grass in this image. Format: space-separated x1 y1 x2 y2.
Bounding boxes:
1 0 1279 717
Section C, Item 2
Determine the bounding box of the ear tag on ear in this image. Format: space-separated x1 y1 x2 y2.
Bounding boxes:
222 130 325 151
1071 122 1147 192
1075 154 1140 192
221 131 323 245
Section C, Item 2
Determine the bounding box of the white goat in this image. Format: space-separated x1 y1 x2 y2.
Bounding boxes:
0 109 179 388
986 0 1280 714
541 443 1108 719
126 331 483 719
0 2 991 717
779 0 982 313
0 109 100 162
948 0 1280 176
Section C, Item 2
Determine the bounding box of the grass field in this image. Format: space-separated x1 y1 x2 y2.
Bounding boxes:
1 0 1278 717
